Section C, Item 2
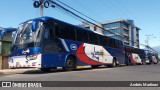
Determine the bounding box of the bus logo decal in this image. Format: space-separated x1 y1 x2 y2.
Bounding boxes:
22 49 30 54
91 47 104 61
70 44 77 50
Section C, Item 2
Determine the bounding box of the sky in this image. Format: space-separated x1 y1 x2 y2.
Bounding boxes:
0 0 160 47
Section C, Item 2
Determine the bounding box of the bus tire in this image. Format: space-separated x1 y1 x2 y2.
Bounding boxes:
91 65 99 69
40 68 51 72
107 58 116 68
63 57 76 71
147 62 151 65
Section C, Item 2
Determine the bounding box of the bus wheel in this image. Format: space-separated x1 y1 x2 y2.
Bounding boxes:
107 58 116 68
40 68 51 72
63 57 76 71
91 65 99 69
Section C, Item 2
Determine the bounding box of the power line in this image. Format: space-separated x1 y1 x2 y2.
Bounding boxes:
67 0 107 21
56 0 102 25
45 0 149 48
47 0 122 38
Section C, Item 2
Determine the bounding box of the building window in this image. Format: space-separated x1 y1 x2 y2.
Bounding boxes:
123 23 129 29
85 27 90 29
94 26 97 31
103 29 120 35
124 30 129 35
103 22 120 28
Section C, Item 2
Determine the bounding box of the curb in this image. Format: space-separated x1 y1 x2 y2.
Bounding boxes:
76 66 91 69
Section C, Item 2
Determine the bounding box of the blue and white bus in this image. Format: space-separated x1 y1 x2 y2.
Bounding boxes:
125 46 145 65
144 50 159 64
9 16 125 72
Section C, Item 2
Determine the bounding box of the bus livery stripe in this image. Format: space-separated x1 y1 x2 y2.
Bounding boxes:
76 43 111 65
61 39 70 52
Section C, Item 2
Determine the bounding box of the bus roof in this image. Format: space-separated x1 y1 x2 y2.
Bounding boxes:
20 16 94 32
19 16 122 42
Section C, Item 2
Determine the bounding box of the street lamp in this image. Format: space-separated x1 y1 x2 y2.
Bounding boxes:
33 0 50 17
145 35 156 46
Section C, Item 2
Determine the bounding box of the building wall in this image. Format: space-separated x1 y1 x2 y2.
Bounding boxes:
0 28 16 69
80 19 140 48
122 22 130 46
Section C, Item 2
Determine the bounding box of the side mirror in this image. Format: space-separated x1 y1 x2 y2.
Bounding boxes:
32 20 38 32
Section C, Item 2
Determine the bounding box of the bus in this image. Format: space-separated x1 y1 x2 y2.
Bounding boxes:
144 50 159 64
9 16 125 72
152 52 159 64
125 46 145 65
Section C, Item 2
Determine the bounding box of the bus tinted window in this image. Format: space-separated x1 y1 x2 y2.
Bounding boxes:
69 27 76 41
108 38 114 48
119 41 123 49
89 33 99 45
76 28 83 42
82 30 89 43
114 40 119 48
99 35 103 46
59 23 70 39
55 23 60 38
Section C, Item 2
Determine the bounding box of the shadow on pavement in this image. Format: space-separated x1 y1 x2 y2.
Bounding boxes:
20 64 138 75
22 68 93 74
0 72 4 76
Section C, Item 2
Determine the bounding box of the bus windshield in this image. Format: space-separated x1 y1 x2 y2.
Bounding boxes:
12 21 43 50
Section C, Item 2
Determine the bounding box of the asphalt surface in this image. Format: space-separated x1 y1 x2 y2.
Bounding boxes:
0 64 160 90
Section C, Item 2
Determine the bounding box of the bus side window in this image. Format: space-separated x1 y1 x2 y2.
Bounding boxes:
88 32 92 44
108 38 114 48
94 34 99 45
104 37 108 46
69 27 76 41
82 30 89 43
59 23 70 40
114 40 118 48
99 35 103 46
76 28 83 42
119 41 123 49
55 23 60 38
88 32 97 45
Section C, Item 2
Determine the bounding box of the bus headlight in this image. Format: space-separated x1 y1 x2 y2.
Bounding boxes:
26 54 38 60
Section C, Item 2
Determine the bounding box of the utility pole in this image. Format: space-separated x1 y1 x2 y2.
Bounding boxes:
33 0 50 17
145 34 156 46
40 0 44 17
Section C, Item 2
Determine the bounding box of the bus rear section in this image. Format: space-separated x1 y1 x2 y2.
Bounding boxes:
144 50 159 64
151 53 159 64
125 46 145 65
